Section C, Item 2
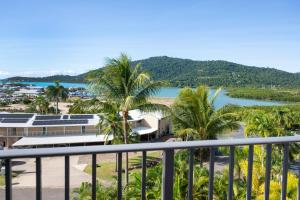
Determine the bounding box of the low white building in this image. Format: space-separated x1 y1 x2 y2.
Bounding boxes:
0 110 171 148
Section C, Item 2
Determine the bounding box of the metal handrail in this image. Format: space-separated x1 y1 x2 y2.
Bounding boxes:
1 135 300 200
0 135 300 159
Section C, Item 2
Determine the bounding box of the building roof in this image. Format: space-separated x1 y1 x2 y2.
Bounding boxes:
132 126 158 135
12 134 112 147
122 109 166 121
0 113 99 127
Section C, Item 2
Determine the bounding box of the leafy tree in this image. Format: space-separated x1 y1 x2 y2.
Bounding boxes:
32 95 49 114
46 81 68 114
171 86 239 165
88 53 168 185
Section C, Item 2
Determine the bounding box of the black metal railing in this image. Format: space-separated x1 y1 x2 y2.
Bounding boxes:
1 135 300 200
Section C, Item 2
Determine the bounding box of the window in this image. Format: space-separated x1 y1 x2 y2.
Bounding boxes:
42 127 46 136
81 126 86 134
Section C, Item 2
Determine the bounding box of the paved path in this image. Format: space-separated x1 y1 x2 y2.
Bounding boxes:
11 156 91 188
0 188 64 200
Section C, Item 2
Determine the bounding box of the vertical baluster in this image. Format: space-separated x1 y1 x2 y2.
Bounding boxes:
246 145 254 200
65 155 70 200
265 144 272 200
141 151 147 200
208 147 215 200
298 169 300 200
228 146 235 200
117 152 122 200
36 157 42 200
92 154 97 200
162 149 174 200
5 159 12 200
281 143 289 200
188 148 194 200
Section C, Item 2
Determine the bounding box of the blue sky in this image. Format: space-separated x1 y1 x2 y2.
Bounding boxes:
0 0 300 78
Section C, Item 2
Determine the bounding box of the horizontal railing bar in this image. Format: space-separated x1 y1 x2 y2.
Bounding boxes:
1 135 300 159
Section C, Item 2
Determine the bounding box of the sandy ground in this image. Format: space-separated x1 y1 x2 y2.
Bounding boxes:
0 97 171 114
149 97 174 106
0 188 65 200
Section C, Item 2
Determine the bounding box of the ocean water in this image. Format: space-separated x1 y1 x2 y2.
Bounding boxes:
8 82 283 108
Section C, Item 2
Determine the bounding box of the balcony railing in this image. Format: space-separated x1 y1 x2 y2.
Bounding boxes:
0 135 300 200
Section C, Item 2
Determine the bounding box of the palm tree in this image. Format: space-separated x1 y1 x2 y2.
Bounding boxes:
88 53 168 185
171 86 239 165
46 81 68 114
245 111 284 167
32 95 49 114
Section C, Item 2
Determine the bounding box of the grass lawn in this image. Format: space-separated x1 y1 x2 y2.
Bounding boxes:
0 175 4 186
84 151 161 184
0 171 23 186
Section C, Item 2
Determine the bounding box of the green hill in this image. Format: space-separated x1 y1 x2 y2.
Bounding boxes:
3 56 300 87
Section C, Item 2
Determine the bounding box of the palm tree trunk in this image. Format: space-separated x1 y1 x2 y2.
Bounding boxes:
199 150 203 168
56 98 59 114
122 111 129 186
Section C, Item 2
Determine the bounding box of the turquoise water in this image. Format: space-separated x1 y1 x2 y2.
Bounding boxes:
6 82 283 108
14 81 87 88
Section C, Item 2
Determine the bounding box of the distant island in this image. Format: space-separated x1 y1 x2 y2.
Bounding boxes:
3 56 300 87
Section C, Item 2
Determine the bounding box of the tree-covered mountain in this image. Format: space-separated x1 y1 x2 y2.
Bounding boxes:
3 56 300 87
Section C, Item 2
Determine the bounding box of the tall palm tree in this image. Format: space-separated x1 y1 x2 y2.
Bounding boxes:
88 53 167 185
171 86 239 140
32 95 49 114
46 81 68 114
171 86 239 165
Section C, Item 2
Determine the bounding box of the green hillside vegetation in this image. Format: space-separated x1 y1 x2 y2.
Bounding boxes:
4 74 86 83
133 56 300 87
227 88 300 102
3 56 300 87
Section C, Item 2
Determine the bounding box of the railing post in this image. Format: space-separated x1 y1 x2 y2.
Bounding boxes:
208 147 215 200
65 156 70 200
281 143 289 200
141 151 147 200
5 159 12 200
117 152 122 200
36 157 42 200
162 149 174 200
264 144 272 200
298 170 300 200
188 148 194 200
228 146 235 200
92 154 97 200
246 145 254 200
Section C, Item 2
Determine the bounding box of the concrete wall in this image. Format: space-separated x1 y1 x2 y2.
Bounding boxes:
85 125 98 134
142 115 159 130
65 126 81 135
158 117 171 136
28 127 44 136
0 127 7 136
47 127 65 135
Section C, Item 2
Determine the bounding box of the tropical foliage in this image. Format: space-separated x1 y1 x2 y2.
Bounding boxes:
227 87 300 102
82 53 168 185
171 86 239 141
73 148 299 200
45 81 68 114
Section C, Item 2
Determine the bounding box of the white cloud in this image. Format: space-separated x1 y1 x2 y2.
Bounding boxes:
0 70 10 78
